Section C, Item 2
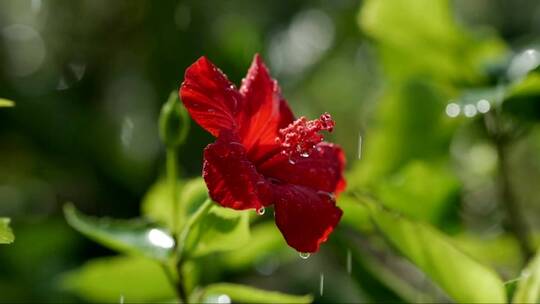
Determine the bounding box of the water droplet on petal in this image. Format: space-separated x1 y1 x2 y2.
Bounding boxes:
300 152 309 158
257 207 265 215
288 158 296 165
299 252 311 259
317 190 335 201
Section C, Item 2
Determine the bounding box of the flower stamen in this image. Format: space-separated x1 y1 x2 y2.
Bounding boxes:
277 113 335 160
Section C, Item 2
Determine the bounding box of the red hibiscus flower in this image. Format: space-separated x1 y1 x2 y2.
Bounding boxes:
179 54 345 253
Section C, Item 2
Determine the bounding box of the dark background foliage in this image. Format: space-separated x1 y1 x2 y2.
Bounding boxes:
2 0 540 302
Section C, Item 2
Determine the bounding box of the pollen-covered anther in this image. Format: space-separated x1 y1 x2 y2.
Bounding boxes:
277 113 335 158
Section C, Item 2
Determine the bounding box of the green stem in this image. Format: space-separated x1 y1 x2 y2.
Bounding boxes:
494 137 534 262
172 198 213 303
177 198 213 260
166 146 190 303
166 147 182 235
161 262 187 303
485 112 534 262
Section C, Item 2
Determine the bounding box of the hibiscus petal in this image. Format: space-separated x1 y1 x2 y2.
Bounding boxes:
203 132 272 210
238 54 294 162
273 184 343 253
259 142 346 195
180 57 243 137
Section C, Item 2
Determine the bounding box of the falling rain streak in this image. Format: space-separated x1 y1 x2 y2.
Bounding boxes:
357 134 363 160
346 249 352 274
319 273 324 296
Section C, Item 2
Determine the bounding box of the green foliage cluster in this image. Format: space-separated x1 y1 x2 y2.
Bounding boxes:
337 0 540 302
62 118 310 302
3 0 540 303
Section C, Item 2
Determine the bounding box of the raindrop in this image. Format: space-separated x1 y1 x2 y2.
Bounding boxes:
174 4 191 30
56 62 87 91
346 249 352 274
464 104 477 117
269 9 334 76
317 191 335 201
319 272 324 296
508 49 540 80
57 77 69 90
257 207 265 216
357 134 363 160
255 256 280 276
31 0 42 14
2 24 46 77
120 116 134 148
119 295 124 304
476 99 491 114
300 152 310 158
445 103 460 118
288 158 296 165
147 228 175 249
299 252 311 259
70 62 86 81
217 294 231 304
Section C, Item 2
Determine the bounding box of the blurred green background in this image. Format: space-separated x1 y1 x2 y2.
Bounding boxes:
3 0 540 302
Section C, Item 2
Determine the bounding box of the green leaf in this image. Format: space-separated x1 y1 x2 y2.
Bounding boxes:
185 204 250 258
351 244 443 302
453 233 522 271
359 0 505 83
180 178 211 216
62 256 175 302
363 199 507 303
198 283 312 304
513 249 540 303
0 99 15 107
374 161 460 224
220 221 288 270
350 80 456 188
503 72 540 120
141 178 208 229
64 204 173 261
0 218 14 244
141 179 182 229
339 195 372 232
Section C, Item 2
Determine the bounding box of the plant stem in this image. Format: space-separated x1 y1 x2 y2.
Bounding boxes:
177 198 213 261
486 112 534 262
165 146 190 303
166 147 181 235
494 136 534 262
173 198 213 304
161 263 187 303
